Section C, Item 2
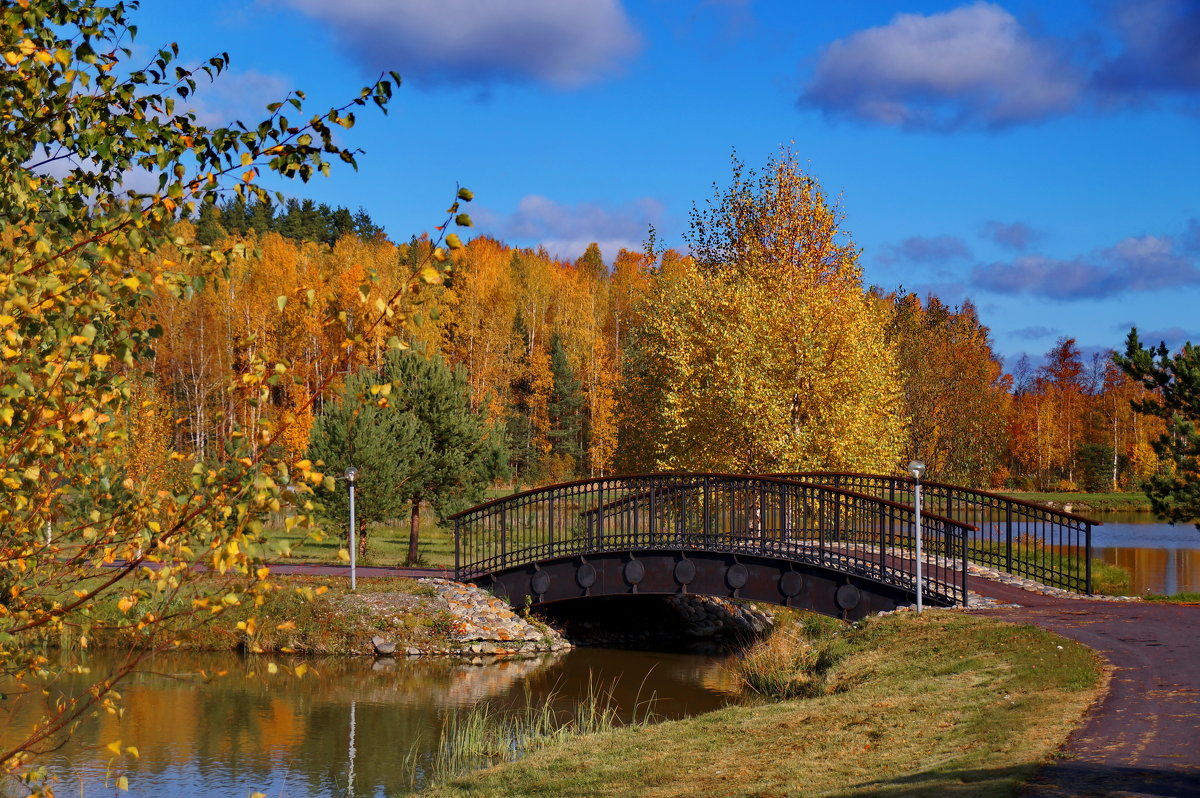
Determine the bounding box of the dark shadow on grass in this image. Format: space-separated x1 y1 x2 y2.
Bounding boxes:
840 760 1200 797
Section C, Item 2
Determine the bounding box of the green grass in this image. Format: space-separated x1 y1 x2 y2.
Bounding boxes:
967 540 1133 595
262 516 456 568
424 611 1104 798
1143 591 1200 603
1000 491 1153 512
414 679 654 790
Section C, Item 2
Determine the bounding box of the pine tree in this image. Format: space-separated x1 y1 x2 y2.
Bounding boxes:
384 349 508 564
1114 329 1200 527
246 196 276 234
354 207 386 240
547 333 586 468
307 369 429 556
195 202 227 245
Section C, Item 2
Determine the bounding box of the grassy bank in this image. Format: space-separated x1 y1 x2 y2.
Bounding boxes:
1144 591 1200 604
425 611 1104 798
53 575 455 655
1000 491 1153 513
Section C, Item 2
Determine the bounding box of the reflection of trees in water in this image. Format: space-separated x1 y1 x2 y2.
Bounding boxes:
1102 547 1200 594
3 651 568 796
3 648 743 796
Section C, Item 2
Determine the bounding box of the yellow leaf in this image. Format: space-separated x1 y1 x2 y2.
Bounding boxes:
276 621 296 630
93 353 112 368
106 740 122 756
117 776 128 791
294 663 308 678
267 662 278 674
256 566 270 580
125 746 139 759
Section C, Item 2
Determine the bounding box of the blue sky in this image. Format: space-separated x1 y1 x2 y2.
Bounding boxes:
133 0 1200 369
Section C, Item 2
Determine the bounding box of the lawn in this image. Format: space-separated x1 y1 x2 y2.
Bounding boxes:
425 611 1104 798
1000 491 1153 513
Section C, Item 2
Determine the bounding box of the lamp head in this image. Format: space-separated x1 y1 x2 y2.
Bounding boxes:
344 467 358 483
907 460 926 480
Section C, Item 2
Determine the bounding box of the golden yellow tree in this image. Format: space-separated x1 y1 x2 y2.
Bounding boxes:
619 150 907 473
0 2 471 785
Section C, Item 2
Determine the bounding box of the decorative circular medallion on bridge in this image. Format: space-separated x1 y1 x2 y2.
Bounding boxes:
576 562 597 588
835 584 861 610
674 558 696 585
725 563 749 589
530 571 551 596
623 559 645 585
779 572 804 597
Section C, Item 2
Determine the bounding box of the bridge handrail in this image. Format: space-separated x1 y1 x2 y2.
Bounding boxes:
453 473 972 607
571 473 978 534
768 472 1101 525
772 472 1098 593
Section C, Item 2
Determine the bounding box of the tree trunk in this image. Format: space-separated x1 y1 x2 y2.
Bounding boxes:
358 516 369 559
407 498 421 566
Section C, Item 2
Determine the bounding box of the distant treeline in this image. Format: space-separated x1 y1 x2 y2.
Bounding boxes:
192 196 385 246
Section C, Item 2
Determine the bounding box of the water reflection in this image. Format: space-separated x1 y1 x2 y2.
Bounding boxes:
1089 511 1199 595
4 647 740 797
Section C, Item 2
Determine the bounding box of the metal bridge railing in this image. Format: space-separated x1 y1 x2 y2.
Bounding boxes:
451 473 974 606
773 473 1099 594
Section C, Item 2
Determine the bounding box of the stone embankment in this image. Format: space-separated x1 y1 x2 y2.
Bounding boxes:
557 594 775 648
666 594 774 638
380 578 571 660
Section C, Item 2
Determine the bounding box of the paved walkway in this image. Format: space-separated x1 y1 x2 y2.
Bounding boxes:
969 578 1200 798
265 562 452 579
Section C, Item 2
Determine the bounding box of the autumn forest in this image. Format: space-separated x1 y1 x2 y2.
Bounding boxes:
131 152 1163 499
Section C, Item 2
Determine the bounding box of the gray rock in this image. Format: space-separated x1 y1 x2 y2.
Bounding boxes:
371 635 397 655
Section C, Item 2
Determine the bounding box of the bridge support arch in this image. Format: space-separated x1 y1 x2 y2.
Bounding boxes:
473 549 923 621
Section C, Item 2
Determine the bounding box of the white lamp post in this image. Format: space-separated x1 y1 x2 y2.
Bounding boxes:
345 467 358 592
908 460 926 613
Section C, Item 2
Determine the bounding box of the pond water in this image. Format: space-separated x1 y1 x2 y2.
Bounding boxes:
4 646 741 797
1088 511 1200 595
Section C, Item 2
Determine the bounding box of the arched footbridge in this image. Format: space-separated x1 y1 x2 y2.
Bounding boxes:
450 473 1099 621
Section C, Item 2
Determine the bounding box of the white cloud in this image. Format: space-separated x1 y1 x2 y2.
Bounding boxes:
800 2 1082 130
971 232 1200 299
479 194 663 262
183 69 292 127
276 0 641 88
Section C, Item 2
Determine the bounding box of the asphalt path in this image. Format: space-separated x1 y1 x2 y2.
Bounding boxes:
970 579 1200 797
264 562 452 579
